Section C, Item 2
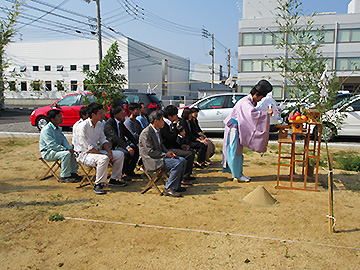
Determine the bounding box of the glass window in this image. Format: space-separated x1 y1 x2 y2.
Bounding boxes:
83 64 90 71
45 65 51 71
226 94 246 108
349 58 360 70
336 59 349 70
263 60 272 71
21 81 27 91
45 81 52 91
263 33 273 45
242 33 253 46
79 94 95 105
338 30 350 42
253 60 262 71
57 65 64 71
70 65 77 71
254 33 262 45
33 66 39 71
241 86 252 93
197 96 226 110
32 81 41 91
272 86 283 99
71 80 78 91
324 58 333 70
350 99 360 111
57 95 79 107
125 94 140 103
350 29 360 42
55 80 65 91
241 60 252 72
273 59 282 72
8 81 16 91
324 30 334 43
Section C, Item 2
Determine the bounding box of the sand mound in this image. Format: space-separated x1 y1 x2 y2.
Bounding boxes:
243 185 277 206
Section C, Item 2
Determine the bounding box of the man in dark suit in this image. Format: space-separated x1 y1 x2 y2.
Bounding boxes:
104 106 139 179
139 110 187 197
160 105 195 183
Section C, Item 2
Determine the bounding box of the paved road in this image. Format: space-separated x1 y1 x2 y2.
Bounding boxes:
0 108 359 148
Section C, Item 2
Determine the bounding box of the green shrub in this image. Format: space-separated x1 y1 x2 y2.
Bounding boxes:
49 213 64 222
335 154 360 172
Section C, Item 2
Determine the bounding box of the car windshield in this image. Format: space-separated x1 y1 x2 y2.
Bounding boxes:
334 95 360 110
56 95 79 107
148 94 161 103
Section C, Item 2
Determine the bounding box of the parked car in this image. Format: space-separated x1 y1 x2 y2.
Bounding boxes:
322 94 360 141
280 91 352 123
178 93 248 133
30 92 163 130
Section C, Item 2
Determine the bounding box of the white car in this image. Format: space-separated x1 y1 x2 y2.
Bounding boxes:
322 94 360 141
178 93 247 133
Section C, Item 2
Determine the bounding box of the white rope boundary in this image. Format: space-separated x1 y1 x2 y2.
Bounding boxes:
65 217 360 251
0 219 38 240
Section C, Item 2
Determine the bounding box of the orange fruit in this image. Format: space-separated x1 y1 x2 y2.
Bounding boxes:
301 115 307 121
295 116 301 121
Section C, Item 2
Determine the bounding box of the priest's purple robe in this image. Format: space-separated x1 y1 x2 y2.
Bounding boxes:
222 94 270 169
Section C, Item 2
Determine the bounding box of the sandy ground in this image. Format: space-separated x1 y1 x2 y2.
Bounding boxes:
0 138 359 269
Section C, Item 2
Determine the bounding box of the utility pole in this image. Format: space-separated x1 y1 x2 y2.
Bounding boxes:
96 0 102 64
227 49 231 78
202 28 215 88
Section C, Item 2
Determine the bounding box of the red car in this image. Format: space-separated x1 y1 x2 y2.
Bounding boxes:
30 92 163 130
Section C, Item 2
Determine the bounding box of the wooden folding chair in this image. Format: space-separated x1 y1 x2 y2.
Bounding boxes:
140 165 167 195
39 157 61 181
77 162 113 188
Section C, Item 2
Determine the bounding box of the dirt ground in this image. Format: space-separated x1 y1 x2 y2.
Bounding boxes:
0 138 359 269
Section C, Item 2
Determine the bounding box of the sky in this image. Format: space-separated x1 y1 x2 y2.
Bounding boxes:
1 0 351 76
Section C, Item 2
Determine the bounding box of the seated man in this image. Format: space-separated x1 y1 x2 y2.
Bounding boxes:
104 105 139 179
136 102 149 129
74 102 126 195
39 109 80 183
72 106 88 147
160 105 195 183
139 110 187 197
124 103 142 144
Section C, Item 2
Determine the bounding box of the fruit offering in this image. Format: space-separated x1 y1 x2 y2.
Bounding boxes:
289 111 308 123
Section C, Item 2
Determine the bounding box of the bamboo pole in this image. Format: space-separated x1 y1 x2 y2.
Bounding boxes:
328 154 335 233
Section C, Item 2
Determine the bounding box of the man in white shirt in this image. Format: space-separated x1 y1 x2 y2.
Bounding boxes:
72 106 88 147
74 103 125 195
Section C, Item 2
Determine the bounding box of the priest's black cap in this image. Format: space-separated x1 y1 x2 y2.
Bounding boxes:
254 80 273 96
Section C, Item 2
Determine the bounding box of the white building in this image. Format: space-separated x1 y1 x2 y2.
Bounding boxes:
238 0 360 99
4 37 190 106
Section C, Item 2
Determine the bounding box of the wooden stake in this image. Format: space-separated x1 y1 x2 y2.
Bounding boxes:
328 154 335 233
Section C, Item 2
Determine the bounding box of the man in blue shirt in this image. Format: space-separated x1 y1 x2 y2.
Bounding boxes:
136 102 149 129
39 109 80 183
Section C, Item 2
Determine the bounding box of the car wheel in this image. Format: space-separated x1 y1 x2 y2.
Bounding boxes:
36 116 49 131
321 123 336 142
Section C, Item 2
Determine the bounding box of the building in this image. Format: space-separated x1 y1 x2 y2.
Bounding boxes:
4 37 190 106
238 0 360 100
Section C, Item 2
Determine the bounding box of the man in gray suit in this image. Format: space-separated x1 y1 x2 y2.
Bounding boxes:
139 110 187 197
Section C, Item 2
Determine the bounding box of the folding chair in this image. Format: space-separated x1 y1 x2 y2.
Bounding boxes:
77 162 113 188
39 157 61 181
140 165 167 195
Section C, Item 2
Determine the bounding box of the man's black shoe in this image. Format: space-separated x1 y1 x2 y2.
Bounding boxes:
108 179 128 187
59 176 77 183
93 184 107 195
71 173 83 181
163 188 182 197
175 187 187 192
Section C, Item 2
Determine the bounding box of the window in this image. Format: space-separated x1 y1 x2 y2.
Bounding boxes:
272 86 283 99
198 96 226 110
83 80 88 91
126 94 140 103
253 33 262 45
349 58 360 70
21 81 27 91
55 80 65 91
324 30 334 43
263 60 273 72
79 94 95 105
241 86 252 93
20 66 26 72
32 80 41 91
241 60 262 72
351 100 360 111
56 95 79 107
338 30 350 42
224 94 246 108
8 81 16 91
70 65 77 71
242 33 253 46
350 29 360 42
96 64 99 70
45 81 52 91
336 59 349 70
263 33 273 45
83 64 90 71
71 80 78 91
45 65 51 71
56 65 64 71
33 66 39 71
